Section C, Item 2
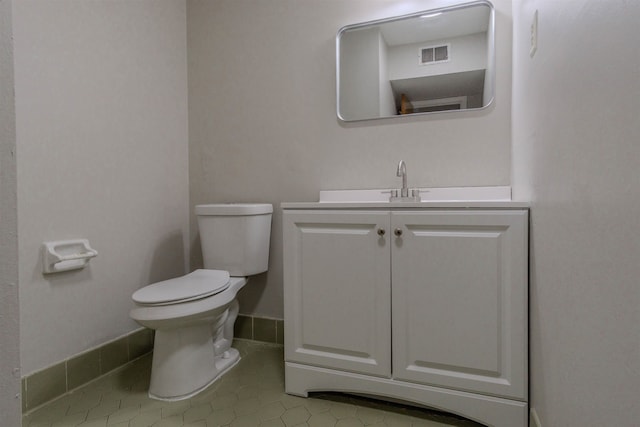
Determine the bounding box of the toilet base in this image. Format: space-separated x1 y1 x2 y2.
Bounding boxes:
149 347 240 401
147 305 241 401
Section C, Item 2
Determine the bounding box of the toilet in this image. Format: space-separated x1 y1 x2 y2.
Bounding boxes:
130 203 272 401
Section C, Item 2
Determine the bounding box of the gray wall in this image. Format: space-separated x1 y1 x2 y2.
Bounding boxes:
512 1 640 425
187 0 513 318
13 0 190 375
0 0 21 423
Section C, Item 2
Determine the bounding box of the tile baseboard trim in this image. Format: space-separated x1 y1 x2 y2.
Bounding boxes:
234 314 284 345
22 327 154 413
22 315 283 413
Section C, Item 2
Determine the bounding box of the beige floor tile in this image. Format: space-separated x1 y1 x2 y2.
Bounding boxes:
138 397 166 414
354 408 386 426
106 405 140 425
205 407 236 427
23 341 482 427
210 391 239 411
23 408 58 427
304 399 331 415
307 412 337 427
129 408 162 427
233 397 261 416
236 385 260 400
279 395 307 410
257 401 286 421
188 387 219 407
257 388 285 405
230 412 261 427
260 418 285 427
184 403 213 423
35 397 72 421
382 414 412 427
154 414 184 427
411 420 455 427
77 417 108 427
161 400 190 419
335 418 364 427
119 391 149 409
328 403 357 420
50 410 88 427
67 393 103 416
85 399 120 422
281 407 311 426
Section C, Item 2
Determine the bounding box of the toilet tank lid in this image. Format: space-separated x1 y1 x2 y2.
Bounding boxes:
195 203 273 216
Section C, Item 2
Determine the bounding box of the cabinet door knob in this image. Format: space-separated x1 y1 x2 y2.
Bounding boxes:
377 228 386 236
394 228 403 237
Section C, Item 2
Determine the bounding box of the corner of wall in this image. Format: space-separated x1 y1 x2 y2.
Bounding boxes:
0 0 22 424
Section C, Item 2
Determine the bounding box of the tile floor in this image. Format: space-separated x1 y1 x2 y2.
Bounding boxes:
22 341 483 427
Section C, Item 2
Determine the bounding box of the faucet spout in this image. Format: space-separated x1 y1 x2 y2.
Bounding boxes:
396 160 408 197
390 160 420 202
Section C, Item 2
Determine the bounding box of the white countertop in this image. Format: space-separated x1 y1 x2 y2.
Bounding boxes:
281 201 529 209
282 187 529 209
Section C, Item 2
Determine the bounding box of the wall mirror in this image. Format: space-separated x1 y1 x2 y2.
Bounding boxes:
337 1 494 122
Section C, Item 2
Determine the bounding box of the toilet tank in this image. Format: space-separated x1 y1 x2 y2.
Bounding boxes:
194 203 273 276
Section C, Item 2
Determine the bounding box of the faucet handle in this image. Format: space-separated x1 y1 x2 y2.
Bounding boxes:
381 189 399 197
411 188 430 194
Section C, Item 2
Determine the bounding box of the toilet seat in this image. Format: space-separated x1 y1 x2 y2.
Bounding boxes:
132 269 230 306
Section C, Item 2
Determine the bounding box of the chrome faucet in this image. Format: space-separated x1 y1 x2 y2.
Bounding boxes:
396 160 409 197
389 160 421 202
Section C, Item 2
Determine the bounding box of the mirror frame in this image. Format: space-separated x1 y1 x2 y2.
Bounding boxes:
336 0 495 122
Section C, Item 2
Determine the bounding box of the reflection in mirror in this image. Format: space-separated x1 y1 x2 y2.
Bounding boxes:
337 1 494 121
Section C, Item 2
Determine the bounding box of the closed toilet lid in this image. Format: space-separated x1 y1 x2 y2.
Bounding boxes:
132 269 230 305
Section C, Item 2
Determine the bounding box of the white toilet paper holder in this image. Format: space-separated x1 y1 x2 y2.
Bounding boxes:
42 239 98 274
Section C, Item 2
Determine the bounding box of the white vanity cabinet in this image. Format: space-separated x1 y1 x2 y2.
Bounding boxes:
282 211 392 377
283 205 529 427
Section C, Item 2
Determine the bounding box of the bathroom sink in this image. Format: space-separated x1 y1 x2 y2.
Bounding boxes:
318 186 512 203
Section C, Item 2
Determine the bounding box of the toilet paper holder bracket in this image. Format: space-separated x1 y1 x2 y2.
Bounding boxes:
42 239 98 274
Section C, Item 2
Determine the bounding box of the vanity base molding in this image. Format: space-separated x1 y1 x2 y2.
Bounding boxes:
285 362 527 427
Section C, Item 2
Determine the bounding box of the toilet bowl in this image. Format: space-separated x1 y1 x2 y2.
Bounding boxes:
130 203 272 401
130 270 246 400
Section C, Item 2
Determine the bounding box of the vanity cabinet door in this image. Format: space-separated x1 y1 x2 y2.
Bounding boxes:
283 210 391 377
391 210 528 400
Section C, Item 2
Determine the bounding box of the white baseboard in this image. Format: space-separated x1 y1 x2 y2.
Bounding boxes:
530 408 542 427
